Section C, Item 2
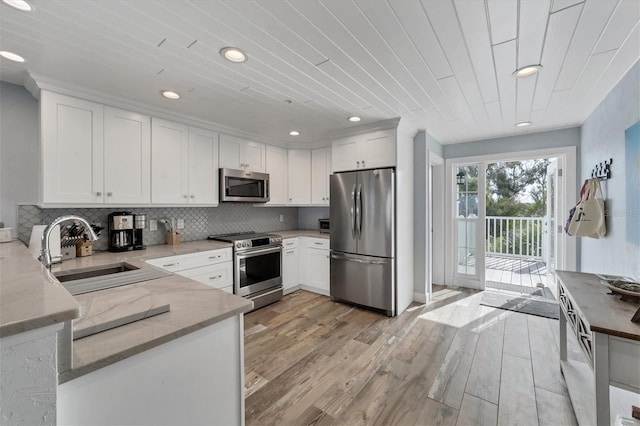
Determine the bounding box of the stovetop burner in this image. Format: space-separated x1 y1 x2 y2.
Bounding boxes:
208 232 282 248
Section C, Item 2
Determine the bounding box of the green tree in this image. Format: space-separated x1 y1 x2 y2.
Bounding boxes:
486 159 549 217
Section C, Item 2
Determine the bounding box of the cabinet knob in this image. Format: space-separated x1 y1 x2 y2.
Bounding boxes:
107 192 113 196
245 163 250 168
184 195 188 199
240 163 245 168
356 161 360 167
96 191 102 196
289 198 292 201
362 160 365 167
190 195 195 198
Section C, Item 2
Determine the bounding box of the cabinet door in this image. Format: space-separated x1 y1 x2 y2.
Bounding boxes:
244 142 266 173
218 134 243 169
305 248 330 294
176 262 233 290
188 127 219 205
311 147 330 205
266 145 288 205
41 91 104 204
362 129 395 169
287 150 311 204
331 136 361 172
104 107 150 204
282 247 299 291
151 118 189 204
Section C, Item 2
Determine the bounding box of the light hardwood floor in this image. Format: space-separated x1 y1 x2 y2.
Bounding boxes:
244 287 582 426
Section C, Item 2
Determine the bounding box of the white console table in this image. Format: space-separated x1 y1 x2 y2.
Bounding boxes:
556 271 640 426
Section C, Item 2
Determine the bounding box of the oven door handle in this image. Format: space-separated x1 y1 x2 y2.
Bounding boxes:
236 246 282 258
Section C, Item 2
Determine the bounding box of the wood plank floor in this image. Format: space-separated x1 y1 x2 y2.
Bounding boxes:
244 287 582 426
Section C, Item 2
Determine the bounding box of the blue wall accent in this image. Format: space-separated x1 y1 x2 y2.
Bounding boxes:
580 61 640 280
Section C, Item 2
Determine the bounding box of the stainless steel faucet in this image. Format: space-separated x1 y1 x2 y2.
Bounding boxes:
40 215 99 269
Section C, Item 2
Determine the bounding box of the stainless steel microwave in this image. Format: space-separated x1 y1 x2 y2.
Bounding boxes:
220 168 270 203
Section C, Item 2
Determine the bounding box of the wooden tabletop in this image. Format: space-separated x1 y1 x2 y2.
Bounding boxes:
556 270 640 341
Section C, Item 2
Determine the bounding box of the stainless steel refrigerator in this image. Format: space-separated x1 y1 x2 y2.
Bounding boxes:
330 168 396 316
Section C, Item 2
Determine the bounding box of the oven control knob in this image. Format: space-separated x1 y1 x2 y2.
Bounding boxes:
236 242 241 249
244 242 251 248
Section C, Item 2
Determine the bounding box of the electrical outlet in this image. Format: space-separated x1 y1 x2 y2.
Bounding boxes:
149 220 157 231
177 219 185 229
279 214 284 223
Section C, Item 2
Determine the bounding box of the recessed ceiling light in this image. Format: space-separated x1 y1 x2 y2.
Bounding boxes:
2 0 32 11
289 130 300 136
348 116 361 122
515 121 532 127
0 50 25 62
220 47 247 63
160 90 180 100
513 65 542 78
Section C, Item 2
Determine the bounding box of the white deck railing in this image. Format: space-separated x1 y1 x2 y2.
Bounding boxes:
485 216 544 260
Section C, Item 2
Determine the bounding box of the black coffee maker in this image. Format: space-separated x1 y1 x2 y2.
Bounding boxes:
107 212 134 252
132 214 146 250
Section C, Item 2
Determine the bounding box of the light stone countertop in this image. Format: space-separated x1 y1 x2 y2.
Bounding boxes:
1 239 253 384
274 230 330 239
0 240 80 338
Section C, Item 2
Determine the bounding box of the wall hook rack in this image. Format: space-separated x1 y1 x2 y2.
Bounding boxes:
591 158 612 180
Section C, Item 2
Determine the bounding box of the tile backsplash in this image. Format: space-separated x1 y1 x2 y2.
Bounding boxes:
19 204 298 251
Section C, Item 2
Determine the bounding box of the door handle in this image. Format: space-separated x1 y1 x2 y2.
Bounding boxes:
355 184 362 238
351 184 356 239
330 254 387 265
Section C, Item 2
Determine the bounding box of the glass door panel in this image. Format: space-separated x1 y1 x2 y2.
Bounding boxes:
454 164 484 286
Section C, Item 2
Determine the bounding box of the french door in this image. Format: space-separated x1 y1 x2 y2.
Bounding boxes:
453 163 486 289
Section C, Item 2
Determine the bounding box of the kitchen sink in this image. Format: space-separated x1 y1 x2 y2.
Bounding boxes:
54 263 172 295
54 263 139 282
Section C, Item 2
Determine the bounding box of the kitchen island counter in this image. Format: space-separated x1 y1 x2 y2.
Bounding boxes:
1 239 252 383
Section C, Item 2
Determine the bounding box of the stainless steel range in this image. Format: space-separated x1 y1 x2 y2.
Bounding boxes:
208 232 283 311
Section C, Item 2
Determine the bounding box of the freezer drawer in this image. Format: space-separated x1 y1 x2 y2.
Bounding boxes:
330 251 395 316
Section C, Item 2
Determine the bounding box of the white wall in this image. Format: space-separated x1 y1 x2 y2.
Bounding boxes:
0 82 39 237
443 127 580 160
413 131 444 301
396 126 415 312
579 61 640 280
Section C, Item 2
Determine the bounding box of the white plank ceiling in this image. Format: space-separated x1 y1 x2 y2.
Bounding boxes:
1 0 638 146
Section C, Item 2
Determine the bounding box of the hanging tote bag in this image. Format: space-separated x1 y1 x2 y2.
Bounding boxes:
567 178 606 238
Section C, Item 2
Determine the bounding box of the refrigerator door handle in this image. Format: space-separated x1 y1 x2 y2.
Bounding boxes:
350 184 357 238
330 253 388 265
355 184 362 239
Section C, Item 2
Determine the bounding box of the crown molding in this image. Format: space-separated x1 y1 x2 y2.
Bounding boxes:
23 73 414 148
24 72 291 147
326 117 402 139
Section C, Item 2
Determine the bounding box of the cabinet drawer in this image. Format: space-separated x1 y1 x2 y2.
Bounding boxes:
176 262 233 290
283 238 298 249
304 237 329 250
147 248 232 271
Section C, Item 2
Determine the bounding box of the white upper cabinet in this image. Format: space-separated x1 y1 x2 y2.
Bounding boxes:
311 147 331 205
287 150 311 205
331 128 396 172
151 118 190 204
188 127 219 205
362 129 396 169
265 145 288 205
219 134 266 173
103 107 151 204
151 118 219 205
41 91 105 204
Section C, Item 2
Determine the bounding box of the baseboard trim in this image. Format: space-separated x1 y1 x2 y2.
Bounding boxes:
413 292 427 304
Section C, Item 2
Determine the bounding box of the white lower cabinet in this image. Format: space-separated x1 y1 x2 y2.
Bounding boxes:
299 237 330 296
279 236 330 296
146 248 233 293
282 239 299 294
